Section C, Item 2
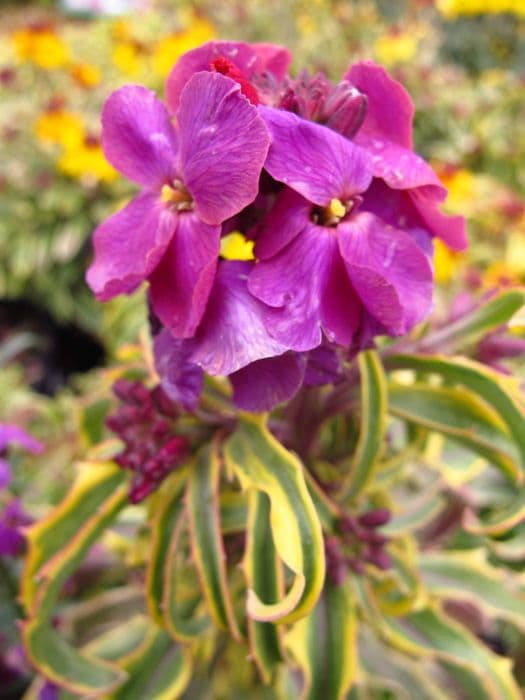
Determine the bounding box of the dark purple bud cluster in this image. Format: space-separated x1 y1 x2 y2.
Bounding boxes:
279 70 367 139
325 508 392 586
106 379 188 504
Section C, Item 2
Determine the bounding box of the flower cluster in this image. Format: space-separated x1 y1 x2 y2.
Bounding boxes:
325 508 392 585
106 379 187 503
87 40 466 412
0 424 43 557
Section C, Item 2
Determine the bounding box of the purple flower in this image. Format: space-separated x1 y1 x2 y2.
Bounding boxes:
345 61 467 251
0 499 31 557
154 260 313 411
165 40 291 113
86 71 270 338
0 423 44 490
248 108 435 350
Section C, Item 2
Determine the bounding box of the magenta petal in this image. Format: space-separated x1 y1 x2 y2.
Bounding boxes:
149 213 220 338
260 106 373 205
249 224 334 351
0 459 11 490
320 250 362 346
177 72 270 225
304 345 342 387
254 189 309 260
230 353 306 412
357 136 445 195
102 85 178 188
409 189 468 251
339 212 434 334
189 261 287 376
166 41 262 113
153 330 203 410
0 424 44 454
87 194 176 300
252 43 291 80
345 61 414 149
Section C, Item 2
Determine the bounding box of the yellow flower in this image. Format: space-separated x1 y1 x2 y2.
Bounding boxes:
112 42 143 76
151 20 215 78
482 261 522 288
438 168 476 213
57 136 117 184
34 109 85 150
70 63 101 88
434 239 465 285
374 32 418 67
12 25 69 69
437 0 525 18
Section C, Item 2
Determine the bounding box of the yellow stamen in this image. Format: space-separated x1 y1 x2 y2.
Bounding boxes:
327 198 346 219
161 183 192 208
220 232 255 261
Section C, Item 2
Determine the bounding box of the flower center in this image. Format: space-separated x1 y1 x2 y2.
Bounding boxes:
312 197 356 227
161 180 193 211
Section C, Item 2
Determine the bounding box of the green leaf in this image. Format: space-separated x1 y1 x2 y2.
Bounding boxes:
146 471 188 626
223 414 325 624
187 442 241 639
463 488 525 536
419 549 525 633
388 383 521 481
21 463 129 696
386 607 521 699
341 350 388 500
418 289 525 352
22 461 127 613
286 582 358 700
109 626 192 700
387 354 525 477
243 491 283 683
155 478 209 642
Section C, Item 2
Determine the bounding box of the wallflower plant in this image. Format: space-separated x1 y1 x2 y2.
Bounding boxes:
19 40 525 699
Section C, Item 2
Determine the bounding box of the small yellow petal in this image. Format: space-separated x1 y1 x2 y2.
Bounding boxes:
220 232 255 261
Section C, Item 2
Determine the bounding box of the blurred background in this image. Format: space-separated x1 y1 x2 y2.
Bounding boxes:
1 0 524 492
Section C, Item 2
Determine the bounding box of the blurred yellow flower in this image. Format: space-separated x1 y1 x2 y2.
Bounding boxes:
374 32 418 67
57 136 117 184
437 0 525 18
34 109 85 150
12 24 69 69
151 19 215 78
70 63 101 88
482 261 522 288
438 167 476 213
112 41 143 76
434 239 465 284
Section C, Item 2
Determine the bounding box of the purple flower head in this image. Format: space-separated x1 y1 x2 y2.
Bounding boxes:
279 70 367 139
165 40 291 113
106 380 188 503
0 499 32 557
345 61 467 251
0 423 44 490
248 108 435 351
86 71 270 338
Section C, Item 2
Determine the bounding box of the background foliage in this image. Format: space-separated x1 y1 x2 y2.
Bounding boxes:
1 1 525 698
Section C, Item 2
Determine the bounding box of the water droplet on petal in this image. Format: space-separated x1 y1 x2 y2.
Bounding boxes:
384 241 397 268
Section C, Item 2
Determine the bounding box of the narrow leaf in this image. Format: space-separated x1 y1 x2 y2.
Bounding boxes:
187 443 241 639
387 354 525 476
223 414 325 624
341 350 388 499
286 582 358 700
244 491 283 683
388 383 521 481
